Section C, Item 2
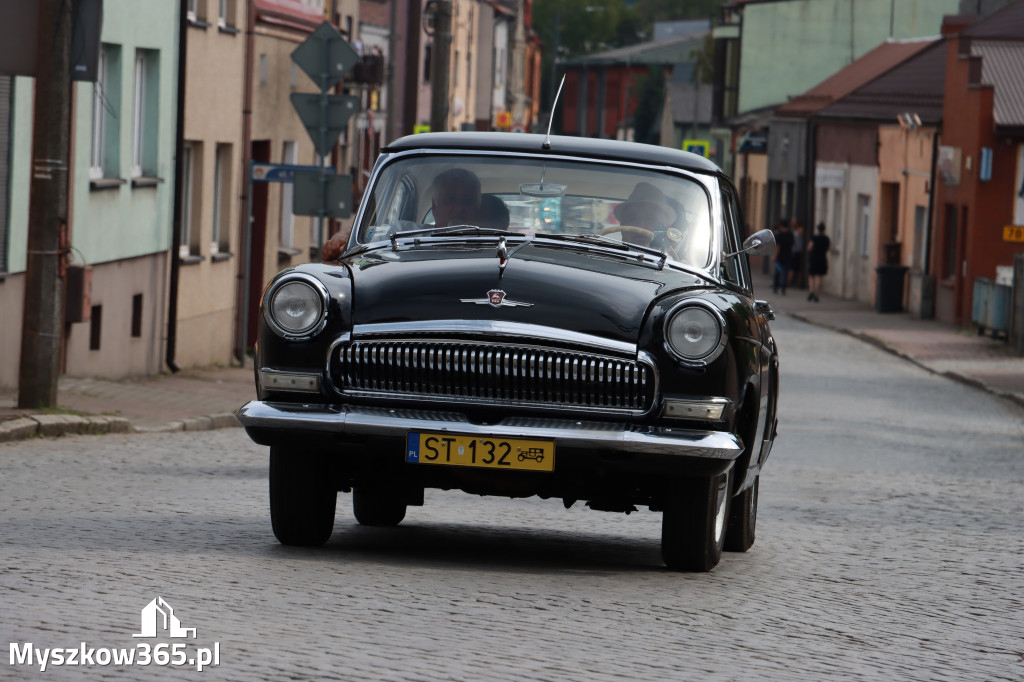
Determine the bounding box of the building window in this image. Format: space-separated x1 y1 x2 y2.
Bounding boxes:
857 194 871 257
180 141 202 258
187 0 207 23
91 43 121 179
217 0 235 28
131 294 143 338
212 143 232 254
259 54 267 85
424 44 431 83
453 51 458 88
280 141 297 251
90 305 103 350
132 49 159 178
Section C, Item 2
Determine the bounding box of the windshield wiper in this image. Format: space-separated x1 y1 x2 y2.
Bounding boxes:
534 232 668 266
391 224 520 242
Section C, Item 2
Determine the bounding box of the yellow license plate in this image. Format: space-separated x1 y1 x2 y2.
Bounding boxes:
405 432 554 472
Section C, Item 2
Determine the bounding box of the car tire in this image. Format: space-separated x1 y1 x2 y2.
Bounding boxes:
661 469 731 572
725 478 758 552
352 487 407 527
269 446 336 546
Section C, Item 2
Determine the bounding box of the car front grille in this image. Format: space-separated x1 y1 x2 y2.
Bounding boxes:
333 340 655 414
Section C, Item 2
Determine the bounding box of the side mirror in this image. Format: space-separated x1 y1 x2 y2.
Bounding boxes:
734 228 776 257
724 229 770 259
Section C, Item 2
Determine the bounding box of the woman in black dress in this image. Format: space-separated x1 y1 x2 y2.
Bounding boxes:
807 222 831 302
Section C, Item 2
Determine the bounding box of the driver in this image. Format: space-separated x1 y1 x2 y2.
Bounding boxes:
320 168 495 262
611 182 681 248
430 168 482 228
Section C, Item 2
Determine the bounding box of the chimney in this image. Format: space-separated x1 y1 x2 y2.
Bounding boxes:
941 14 975 37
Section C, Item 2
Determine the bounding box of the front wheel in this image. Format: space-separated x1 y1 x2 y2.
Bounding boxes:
661 469 731 572
725 478 758 552
269 446 337 546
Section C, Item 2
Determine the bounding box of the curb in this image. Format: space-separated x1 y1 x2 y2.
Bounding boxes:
0 412 242 444
787 310 1024 411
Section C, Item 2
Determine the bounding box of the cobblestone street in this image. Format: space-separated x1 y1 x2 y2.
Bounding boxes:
2 316 1023 681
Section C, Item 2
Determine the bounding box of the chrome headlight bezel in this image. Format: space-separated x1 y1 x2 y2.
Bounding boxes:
663 301 727 367
264 274 330 340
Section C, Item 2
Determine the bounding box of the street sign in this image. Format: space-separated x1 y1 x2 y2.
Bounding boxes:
251 162 336 183
289 93 359 157
293 171 353 219
285 22 360 224
290 21 360 92
683 139 710 157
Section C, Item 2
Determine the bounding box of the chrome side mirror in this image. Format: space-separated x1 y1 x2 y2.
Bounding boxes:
726 228 776 257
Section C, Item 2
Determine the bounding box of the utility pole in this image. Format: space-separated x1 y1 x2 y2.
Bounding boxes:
18 0 72 409
429 0 451 132
385 0 400 143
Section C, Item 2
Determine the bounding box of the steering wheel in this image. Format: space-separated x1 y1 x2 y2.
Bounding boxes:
596 225 656 244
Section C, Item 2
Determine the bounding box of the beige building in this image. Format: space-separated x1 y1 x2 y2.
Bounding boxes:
174 0 249 369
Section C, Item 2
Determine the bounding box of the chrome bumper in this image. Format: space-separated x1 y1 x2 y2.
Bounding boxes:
235 401 743 460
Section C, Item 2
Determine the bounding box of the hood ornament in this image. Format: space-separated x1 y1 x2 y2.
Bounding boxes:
461 289 534 309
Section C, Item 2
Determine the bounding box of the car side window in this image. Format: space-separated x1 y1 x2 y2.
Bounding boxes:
720 185 751 290
383 175 417 224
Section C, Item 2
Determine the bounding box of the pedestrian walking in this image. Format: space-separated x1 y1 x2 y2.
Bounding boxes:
772 219 794 295
807 222 831 302
789 219 805 289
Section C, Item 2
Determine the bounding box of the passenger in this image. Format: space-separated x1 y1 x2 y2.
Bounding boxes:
477 194 510 230
321 169 496 262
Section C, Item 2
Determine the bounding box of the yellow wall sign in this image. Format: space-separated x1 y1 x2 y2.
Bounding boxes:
1004 225 1024 242
413 124 431 134
683 139 710 157
495 111 512 128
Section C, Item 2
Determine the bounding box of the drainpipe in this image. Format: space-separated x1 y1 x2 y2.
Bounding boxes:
923 129 938 275
234 0 256 364
166 0 188 374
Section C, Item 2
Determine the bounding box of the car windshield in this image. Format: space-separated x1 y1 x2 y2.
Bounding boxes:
356 154 714 269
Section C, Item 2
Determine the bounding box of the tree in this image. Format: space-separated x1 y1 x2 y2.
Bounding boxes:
631 71 664 145
534 0 636 112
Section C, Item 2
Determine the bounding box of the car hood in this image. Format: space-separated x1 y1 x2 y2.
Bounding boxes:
343 246 704 346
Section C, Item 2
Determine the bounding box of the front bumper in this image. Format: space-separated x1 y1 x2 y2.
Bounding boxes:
235 400 742 461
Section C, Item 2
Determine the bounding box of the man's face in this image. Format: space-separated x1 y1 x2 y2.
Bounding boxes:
433 181 480 227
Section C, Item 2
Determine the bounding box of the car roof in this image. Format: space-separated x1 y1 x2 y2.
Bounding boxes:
382 132 724 176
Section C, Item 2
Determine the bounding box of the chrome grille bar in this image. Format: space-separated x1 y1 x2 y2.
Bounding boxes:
335 340 655 414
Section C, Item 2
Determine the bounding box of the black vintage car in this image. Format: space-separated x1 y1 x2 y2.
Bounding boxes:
237 132 779 572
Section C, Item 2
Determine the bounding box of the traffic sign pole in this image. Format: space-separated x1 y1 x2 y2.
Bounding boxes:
289 21 360 231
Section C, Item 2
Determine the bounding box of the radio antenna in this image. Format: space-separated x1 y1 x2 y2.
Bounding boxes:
543 75 566 150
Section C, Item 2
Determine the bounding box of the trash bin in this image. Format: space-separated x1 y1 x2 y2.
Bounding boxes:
876 265 909 313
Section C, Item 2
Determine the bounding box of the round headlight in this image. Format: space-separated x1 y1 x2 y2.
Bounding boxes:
269 280 325 336
664 304 725 363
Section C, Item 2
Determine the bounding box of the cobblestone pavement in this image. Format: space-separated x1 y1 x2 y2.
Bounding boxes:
2 315 1023 681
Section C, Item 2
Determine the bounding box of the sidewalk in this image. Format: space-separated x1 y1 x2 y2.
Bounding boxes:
753 270 1024 410
0 362 255 442
2 276 1023 442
